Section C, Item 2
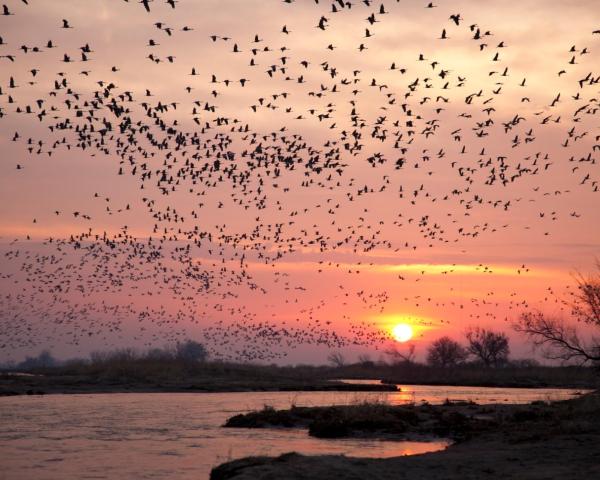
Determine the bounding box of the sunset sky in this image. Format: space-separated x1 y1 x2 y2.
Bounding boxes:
1 0 599 364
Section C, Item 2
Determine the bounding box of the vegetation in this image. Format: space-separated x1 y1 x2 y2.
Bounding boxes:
15 350 57 370
174 340 209 362
515 262 600 365
376 362 595 388
426 336 468 368
224 392 600 444
326 351 346 367
224 401 483 441
0 341 398 395
385 343 416 364
3 322 600 395
387 327 510 369
465 327 510 367
212 392 600 480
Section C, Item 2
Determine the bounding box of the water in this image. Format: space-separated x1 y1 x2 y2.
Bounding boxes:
335 380 588 404
0 385 586 479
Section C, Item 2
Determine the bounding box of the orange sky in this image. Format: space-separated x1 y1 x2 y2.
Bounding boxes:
0 0 599 363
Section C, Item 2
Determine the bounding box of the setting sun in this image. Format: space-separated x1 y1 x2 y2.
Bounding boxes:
392 323 414 343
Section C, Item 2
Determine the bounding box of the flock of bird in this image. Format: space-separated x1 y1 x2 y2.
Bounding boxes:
0 0 599 362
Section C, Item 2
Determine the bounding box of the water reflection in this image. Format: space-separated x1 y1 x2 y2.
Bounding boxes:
0 386 586 480
335 380 589 405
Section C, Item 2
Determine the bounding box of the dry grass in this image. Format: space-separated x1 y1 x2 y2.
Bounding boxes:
212 392 600 480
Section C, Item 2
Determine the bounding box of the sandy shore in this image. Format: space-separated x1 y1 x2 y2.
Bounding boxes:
212 392 600 480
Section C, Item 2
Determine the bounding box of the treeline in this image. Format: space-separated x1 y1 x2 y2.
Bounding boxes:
1 340 209 377
3 328 510 373
328 327 521 371
1 327 598 389
2 346 597 391
322 326 598 388
320 360 597 388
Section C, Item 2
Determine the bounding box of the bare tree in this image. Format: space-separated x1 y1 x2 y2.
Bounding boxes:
357 354 374 366
465 327 509 367
426 336 467 367
515 263 600 365
516 313 600 365
327 351 346 367
385 343 416 365
571 262 600 326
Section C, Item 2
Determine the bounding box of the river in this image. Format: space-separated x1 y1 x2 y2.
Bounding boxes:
0 385 586 479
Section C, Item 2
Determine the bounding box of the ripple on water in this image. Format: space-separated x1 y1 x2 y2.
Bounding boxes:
0 387 587 480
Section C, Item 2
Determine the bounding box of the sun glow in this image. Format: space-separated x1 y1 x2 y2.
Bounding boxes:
392 323 414 343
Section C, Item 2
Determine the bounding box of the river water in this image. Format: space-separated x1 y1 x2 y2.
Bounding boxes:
0 385 586 479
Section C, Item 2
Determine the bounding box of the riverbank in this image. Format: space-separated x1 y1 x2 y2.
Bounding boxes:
212 391 600 480
377 364 597 388
0 372 397 396
2 359 597 396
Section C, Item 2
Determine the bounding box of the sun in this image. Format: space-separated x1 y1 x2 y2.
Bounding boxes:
392 323 413 343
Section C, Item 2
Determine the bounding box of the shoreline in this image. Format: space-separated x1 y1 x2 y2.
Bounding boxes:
211 391 600 480
0 375 399 397
1 374 593 397
2 362 596 396
0 381 591 397
379 378 594 389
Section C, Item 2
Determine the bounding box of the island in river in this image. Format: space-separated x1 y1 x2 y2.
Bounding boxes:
212 391 600 480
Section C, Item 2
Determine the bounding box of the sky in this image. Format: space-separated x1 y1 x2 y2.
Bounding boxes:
0 0 599 364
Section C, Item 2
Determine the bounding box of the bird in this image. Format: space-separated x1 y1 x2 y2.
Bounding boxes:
0 0 598 365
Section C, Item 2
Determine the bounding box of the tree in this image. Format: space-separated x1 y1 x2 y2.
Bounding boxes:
571 262 600 326
327 351 345 367
509 358 541 368
384 343 416 365
515 263 600 365
357 354 374 367
515 315 600 365
175 340 208 363
426 336 467 367
465 327 509 367
18 350 56 370
145 347 175 361
0 359 16 370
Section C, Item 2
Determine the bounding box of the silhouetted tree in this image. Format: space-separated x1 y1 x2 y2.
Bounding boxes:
327 351 346 367
145 346 175 361
18 350 56 369
357 354 374 367
515 263 600 365
465 327 509 367
426 336 467 367
0 359 16 370
509 358 541 368
516 313 600 365
385 343 416 365
175 340 208 363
